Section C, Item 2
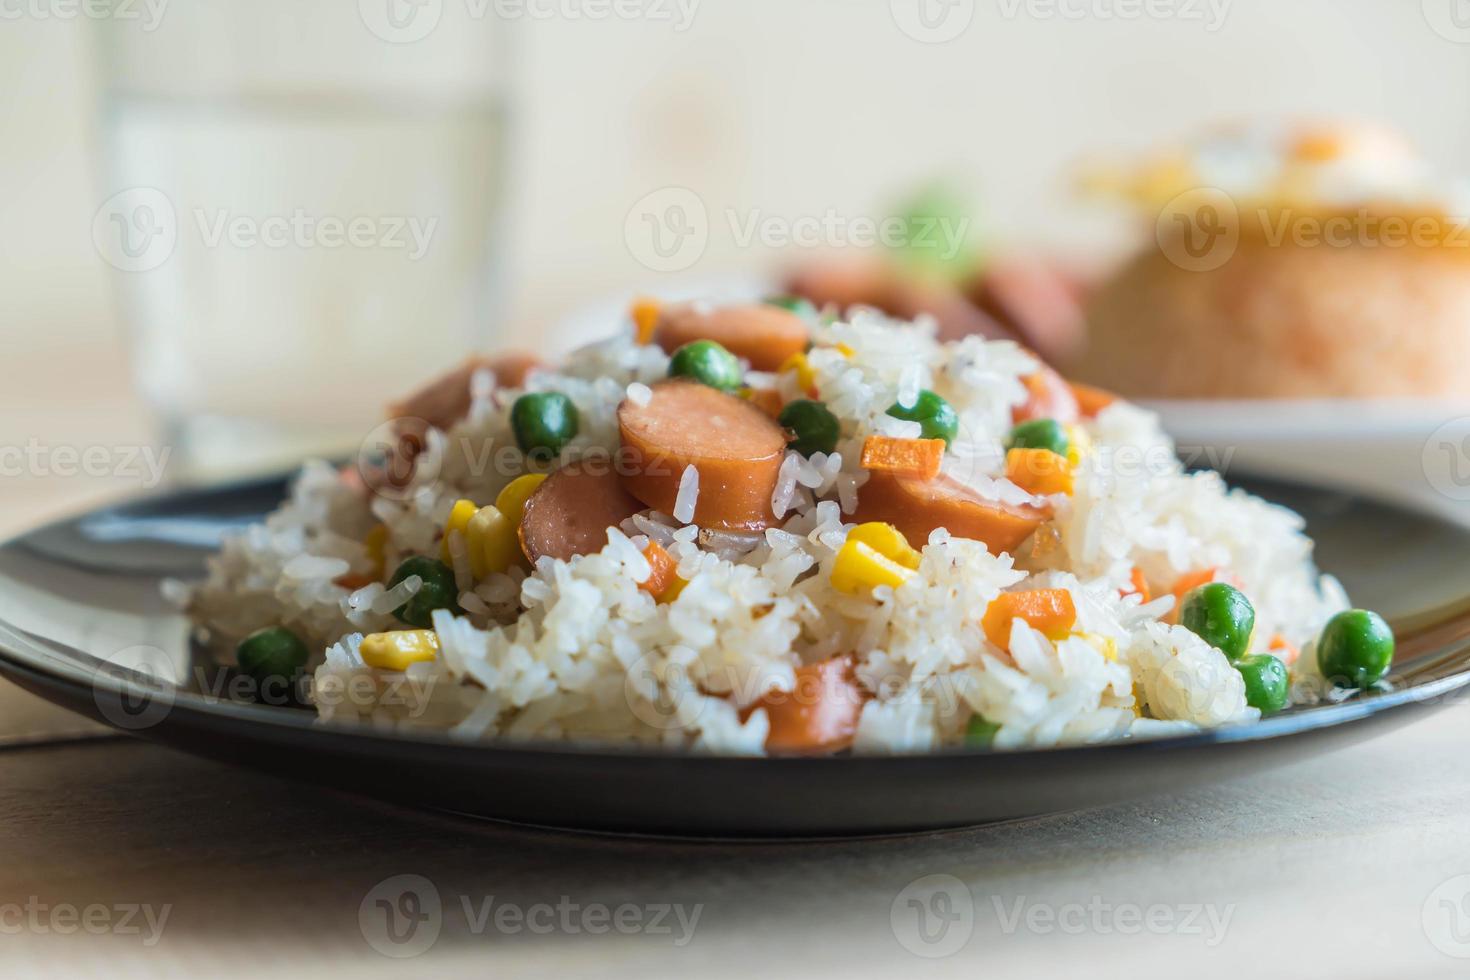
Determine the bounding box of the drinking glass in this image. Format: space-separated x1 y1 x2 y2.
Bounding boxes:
93 0 512 479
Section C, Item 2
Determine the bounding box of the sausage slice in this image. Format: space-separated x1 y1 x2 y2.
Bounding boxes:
617 381 787 532
746 654 866 756
518 462 645 564
852 471 1050 555
653 303 808 372
387 352 542 432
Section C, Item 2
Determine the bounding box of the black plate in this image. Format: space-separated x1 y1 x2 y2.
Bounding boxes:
1 473 1468 837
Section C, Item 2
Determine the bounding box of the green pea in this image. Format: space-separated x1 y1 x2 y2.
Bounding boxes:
1008 418 1070 457
668 340 743 391
1317 609 1395 690
388 556 462 628
1180 583 1256 662
778 399 841 457
511 392 579 461
964 714 1001 747
235 626 309 683
765 295 818 319
1235 654 1289 714
885 389 959 447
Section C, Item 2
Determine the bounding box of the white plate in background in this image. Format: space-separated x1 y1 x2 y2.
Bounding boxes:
1150 399 1470 527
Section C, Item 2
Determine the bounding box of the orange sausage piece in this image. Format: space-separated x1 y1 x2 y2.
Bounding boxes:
1013 364 1080 426
387 352 543 431
1070 381 1119 420
748 654 866 756
981 589 1078 652
653 303 809 372
852 471 1050 554
518 462 645 564
860 436 945 481
617 381 787 532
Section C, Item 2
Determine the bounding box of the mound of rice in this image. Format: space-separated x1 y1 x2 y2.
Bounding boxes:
186 308 1348 754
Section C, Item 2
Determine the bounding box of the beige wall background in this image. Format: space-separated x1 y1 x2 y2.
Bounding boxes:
0 0 1468 526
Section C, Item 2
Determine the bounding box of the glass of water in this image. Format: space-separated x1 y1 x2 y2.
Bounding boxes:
93 0 512 480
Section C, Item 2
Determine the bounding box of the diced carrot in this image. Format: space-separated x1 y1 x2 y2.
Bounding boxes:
1070 382 1119 419
1004 447 1074 496
741 386 785 420
1121 566 1152 603
631 297 661 344
640 541 680 599
1269 633 1300 666
860 436 946 481
1166 567 1241 623
748 654 866 756
1013 365 1080 425
982 589 1078 652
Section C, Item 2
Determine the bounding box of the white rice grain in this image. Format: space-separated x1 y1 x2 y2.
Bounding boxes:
673 465 699 524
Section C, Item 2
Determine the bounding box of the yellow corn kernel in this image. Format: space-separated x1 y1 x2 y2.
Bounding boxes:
832 540 916 595
1081 633 1119 663
1064 424 1093 468
631 297 661 344
657 575 688 604
364 524 388 578
439 499 479 564
494 473 548 527
834 343 855 359
779 352 816 393
360 630 440 671
847 522 921 570
466 505 519 578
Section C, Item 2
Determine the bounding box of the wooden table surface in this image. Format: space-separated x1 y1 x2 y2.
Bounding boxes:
4 701 1470 978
